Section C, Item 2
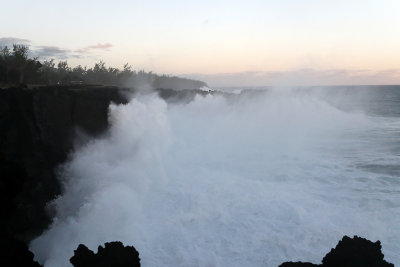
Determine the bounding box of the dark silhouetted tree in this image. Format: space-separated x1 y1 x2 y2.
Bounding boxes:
0 45 207 89
12 44 29 83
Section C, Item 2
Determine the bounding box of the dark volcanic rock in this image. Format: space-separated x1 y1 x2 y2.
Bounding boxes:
279 263 319 267
156 88 211 103
0 85 128 241
322 235 394 267
70 241 140 267
279 235 394 267
0 232 42 267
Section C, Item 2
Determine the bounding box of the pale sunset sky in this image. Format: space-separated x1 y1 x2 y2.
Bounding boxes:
1 0 400 86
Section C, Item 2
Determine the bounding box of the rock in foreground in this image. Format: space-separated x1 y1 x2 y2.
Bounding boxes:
0 232 42 267
0 85 128 241
70 241 140 267
280 235 394 267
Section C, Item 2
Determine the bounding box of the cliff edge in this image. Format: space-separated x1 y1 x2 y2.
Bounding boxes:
0 85 128 241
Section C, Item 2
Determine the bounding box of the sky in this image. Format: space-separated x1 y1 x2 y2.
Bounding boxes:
1 0 400 86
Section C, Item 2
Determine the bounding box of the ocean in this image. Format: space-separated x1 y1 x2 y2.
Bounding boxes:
31 85 400 266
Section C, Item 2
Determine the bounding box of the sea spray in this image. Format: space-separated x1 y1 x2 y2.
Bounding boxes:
31 89 400 266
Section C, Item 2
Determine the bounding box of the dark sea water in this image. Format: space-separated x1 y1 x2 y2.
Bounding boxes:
316 86 400 181
32 85 400 266
316 85 400 117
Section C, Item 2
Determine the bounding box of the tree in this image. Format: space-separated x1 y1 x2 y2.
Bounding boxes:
24 58 42 84
0 45 207 89
0 46 11 83
71 65 86 82
57 61 71 84
40 59 56 84
93 60 107 74
12 44 29 83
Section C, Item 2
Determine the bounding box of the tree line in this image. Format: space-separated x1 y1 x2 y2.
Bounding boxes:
0 44 206 89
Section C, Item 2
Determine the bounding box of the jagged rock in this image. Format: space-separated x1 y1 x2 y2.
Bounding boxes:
0 85 128 241
322 236 394 267
0 86 215 242
70 241 140 267
279 262 319 267
156 88 210 103
0 232 42 267
279 235 394 267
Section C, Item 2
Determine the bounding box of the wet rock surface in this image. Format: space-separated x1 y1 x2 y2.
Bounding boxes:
0 85 128 241
0 232 42 267
70 241 140 267
279 235 394 267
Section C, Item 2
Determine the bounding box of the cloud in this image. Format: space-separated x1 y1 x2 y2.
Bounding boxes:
32 46 82 59
33 42 113 60
0 37 105 60
0 37 30 47
75 43 113 53
182 69 400 87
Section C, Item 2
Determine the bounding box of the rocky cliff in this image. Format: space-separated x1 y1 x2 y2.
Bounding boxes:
0 85 128 242
0 86 395 267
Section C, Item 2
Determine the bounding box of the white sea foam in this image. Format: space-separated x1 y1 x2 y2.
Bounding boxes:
199 86 214 92
31 89 400 266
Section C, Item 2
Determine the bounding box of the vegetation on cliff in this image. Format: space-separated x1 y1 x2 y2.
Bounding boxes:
0 44 206 90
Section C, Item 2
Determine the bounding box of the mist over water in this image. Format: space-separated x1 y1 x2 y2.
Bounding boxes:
31 88 400 266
